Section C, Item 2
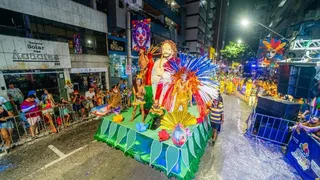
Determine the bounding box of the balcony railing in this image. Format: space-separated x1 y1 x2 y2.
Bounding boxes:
144 0 181 24
151 22 171 39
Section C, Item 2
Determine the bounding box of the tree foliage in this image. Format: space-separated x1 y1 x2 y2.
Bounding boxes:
220 41 249 61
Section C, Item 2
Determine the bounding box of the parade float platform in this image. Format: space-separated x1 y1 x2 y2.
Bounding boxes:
94 106 212 179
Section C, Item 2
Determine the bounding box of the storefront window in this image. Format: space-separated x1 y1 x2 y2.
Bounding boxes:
110 56 126 78
3 71 61 101
0 8 107 56
70 72 106 94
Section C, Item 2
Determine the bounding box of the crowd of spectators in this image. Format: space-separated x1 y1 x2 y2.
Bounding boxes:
0 78 131 153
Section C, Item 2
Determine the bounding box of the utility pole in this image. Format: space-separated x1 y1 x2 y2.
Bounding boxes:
126 7 132 88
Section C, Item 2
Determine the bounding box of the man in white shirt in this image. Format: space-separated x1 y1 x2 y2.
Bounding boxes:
85 87 96 110
7 83 24 107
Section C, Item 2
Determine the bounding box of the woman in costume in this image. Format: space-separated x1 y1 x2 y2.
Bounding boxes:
219 78 225 94
245 79 253 97
172 73 192 112
226 76 233 94
130 77 146 123
239 77 244 92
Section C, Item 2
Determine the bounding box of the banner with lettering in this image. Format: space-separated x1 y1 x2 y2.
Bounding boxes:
132 19 151 51
286 130 320 179
0 35 71 70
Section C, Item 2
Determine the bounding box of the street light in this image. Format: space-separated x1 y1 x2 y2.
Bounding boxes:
240 19 249 26
240 18 287 40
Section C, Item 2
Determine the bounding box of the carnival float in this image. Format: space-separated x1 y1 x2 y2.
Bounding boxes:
94 19 219 180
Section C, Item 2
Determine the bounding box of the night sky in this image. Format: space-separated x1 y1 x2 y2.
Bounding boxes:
225 0 260 52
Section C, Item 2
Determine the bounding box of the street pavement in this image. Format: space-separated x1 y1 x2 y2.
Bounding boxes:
0 95 301 180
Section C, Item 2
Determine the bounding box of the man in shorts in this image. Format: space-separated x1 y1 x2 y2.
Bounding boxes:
20 95 42 138
209 99 224 146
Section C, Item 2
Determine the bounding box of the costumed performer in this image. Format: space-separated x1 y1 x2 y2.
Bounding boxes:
226 76 233 94
172 73 193 112
245 79 253 97
138 48 149 85
219 77 225 94
145 45 159 86
151 40 177 104
149 99 166 130
130 76 146 123
239 77 244 92
161 53 219 116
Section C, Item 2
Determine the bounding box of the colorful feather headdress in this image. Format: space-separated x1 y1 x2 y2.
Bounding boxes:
262 38 286 54
161 53 219 116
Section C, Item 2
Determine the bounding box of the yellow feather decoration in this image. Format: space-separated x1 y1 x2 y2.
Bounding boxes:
160 111 197 130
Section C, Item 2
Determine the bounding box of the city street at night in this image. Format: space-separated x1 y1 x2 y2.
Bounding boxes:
0 96 301 180
0 0 319 179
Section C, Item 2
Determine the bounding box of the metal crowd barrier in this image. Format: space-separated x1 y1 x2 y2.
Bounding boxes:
247 112 296 146
0 92 131 152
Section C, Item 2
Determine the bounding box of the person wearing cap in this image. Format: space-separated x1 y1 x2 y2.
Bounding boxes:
28 90 40 105
20 95 42 138
0 105 14 152
209 98 224 146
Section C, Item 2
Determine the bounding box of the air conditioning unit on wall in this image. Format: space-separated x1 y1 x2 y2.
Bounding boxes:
125 0 143 12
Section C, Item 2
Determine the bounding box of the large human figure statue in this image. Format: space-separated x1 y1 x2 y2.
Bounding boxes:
151 40 177 104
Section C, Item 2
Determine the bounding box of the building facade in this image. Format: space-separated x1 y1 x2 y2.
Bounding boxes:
255 0 320 40
254 0 320 60
185 0 228 56
0 0 109 99
105 0 183 85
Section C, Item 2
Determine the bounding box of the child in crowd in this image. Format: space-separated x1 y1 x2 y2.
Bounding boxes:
60 97 71 127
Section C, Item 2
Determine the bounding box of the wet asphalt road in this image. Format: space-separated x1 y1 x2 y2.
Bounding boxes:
0 95 301 180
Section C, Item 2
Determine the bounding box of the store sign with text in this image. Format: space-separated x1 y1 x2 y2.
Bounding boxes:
70 68 108 74
108 39 125 52
0 35 71 70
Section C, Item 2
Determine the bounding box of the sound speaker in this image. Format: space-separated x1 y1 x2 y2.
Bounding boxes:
256 96 300 120
277 62 318 98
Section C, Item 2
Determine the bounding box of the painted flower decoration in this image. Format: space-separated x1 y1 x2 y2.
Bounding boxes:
136 122 149 132
158 129 170 142
196 117 204 123
112 114 123 123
